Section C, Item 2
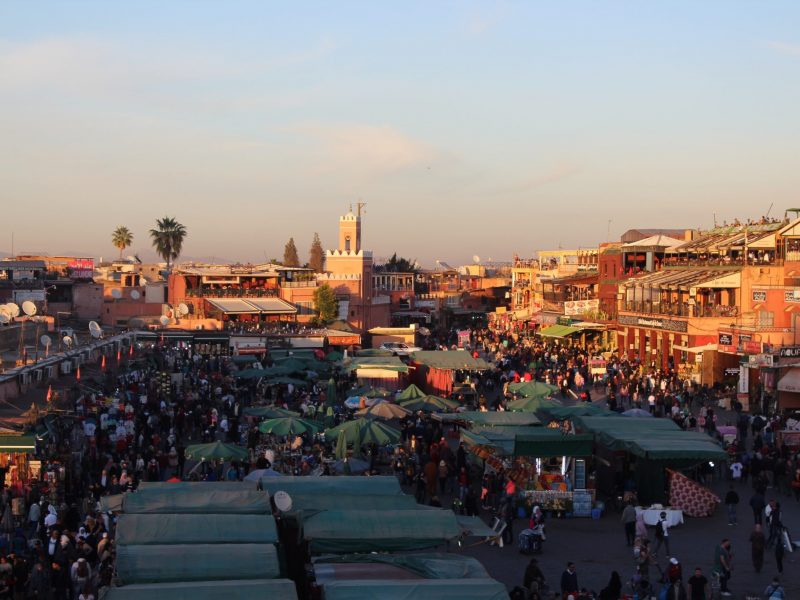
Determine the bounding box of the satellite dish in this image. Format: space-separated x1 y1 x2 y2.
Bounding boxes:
126 255 136 262
63 336 73 347
159 315 170 327
130 290 141 300
6 303 20 318
89 321 102 339
111 289 122 299
40 335 52 348
274 491 293 512
0 314 9 325
473 255 481 264
178 303 189 316
22 301 37 316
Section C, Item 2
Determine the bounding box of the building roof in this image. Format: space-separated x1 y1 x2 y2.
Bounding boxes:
205 298 297 315
620 229 689 244
622 235 685 249
620 267 741 291
0 260 46 270
669 221 784 254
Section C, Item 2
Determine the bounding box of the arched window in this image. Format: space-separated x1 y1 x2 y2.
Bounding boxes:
345 236 351 252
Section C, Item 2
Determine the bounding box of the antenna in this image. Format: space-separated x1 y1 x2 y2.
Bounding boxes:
159 315 170 327
0 314 9 325
6 303 20 318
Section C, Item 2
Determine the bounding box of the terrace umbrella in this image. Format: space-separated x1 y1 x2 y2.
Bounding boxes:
356 401 410 420
622 408 654 418
334 429 348 460
258 417 322 436
395 383 426 401
508 381 559 398
325 418 401 447
243 406 300 419
397 395 460 413
506 396 562 413
184 441 248 462
326 378 338 408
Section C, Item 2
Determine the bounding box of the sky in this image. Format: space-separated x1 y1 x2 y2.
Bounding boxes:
2 2 800 267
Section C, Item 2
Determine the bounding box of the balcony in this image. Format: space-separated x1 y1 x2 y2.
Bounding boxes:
186 287 279 298
622 301 738 318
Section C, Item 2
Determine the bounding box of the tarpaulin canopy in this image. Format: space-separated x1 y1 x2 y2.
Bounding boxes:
122 489 271 515
345 357 409 373
460 429 515 455
259 475 402 497
506 397 562 413
574 416 727 460
184 441 249 462
242 406 300 418
285 493 419 516
116 544 279 585
398 395 460 413
778 367 800 393
433 411 540 426
136 482 256 492
507 381 559 398
513 430 594 457
313 553 490 581
302 510 462 553
542 404 614 419
100 494 124 513
537 324 581 338
115 514 278 545
396 383 427 400
102 579 298 600
322 579 508 600
410 351 493 371
455 515 497 538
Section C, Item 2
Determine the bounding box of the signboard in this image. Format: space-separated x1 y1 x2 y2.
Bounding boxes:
718 333 733 346
779 347 800 358
11 270 34 281
752 290 767 302
785 290 800 303
748 353 775 368
724 367 740 376
457 330 471 348
739 340 762 355
618 314 688 333
68 259 94 280
589 359 607 375
327 334 361 346
738 365 749 395
564 299 599 316
574 459 586 490
571 490 593 518
556 316 573 326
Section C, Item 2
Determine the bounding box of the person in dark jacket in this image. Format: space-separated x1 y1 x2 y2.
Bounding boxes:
599 570 622 600
560 562 578 598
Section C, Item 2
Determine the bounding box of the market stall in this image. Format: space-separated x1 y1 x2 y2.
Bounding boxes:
409 351 493 398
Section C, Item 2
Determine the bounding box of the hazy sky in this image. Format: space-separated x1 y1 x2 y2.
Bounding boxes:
2 2 800 266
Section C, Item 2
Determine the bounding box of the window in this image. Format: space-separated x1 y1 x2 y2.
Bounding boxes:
755 310 774 327
345 236 351 252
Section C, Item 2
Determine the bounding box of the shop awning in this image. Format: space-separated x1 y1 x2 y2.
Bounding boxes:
513 431 594 458
205 299 260 314
0 435 36 453
537 324 581 338
778 367 800 393
245 298 297 315
434 411 540 426
345 357 409 373
410 351 493 371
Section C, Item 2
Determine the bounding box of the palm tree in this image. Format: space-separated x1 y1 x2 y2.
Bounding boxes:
149 216 187 271
111 226 134 259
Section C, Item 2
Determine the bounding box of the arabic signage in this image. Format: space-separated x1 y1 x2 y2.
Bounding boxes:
718 333 733 346
618 314 688 333
785 290 800 303
752 290 767 302
739 340 762 355
68 259 94 280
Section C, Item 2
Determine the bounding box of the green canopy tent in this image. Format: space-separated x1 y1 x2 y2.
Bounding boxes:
242 406 300 419
537 324 581 338
506 396 562 413
184 441 248 463
542 404 614 420
314 553 490 581
230 355 258 364
396 383 427 401
102 580 298 600
324 418 401 446
265 377 310 387
136 482 254 492
397 395 460 413
258 417 322 436
115 514 278 545
302 509 462 553
271 357 309 373
259 475 402 497
507 381 559 398
512 430 595 458
433 411 540 427
334 429 348 460
122 489 271 515
116 544 279 585
325 351 344 362
284 493 419 517
322 579 508 600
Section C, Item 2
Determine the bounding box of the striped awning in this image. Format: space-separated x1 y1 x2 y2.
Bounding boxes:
205 298 297 315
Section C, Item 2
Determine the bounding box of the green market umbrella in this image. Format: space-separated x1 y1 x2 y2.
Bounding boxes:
265 377 309 387
326 378 338 408
325 418 401 447
506 396 562 413
325 351 344 362
258 417 322 436
334 429 348 460
184 441 249 462
397 395 460 413
272 357 309 373
364 388 392 399
395 384 426 401
508 381 559 399
356 401 410 420
243 406 300 418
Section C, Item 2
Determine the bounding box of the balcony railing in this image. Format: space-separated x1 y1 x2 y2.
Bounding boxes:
622 301 738 318
186 287 280 298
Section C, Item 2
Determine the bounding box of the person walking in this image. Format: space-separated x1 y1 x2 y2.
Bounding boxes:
687 567 709 600
775 534 785 575
749 523 765 573
764 577 786 600
560 562 579 599
749 490 765 525
653 511 671 557
621 501 637 546
712 538 733 597
724 485 738 525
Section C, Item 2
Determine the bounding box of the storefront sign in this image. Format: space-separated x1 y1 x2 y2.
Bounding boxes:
785 290 800 303
752 290 767 302
68 258 94 280
556 316 573 326
618 314 688 333
779 347 800 358
738 365 749 395
724 367 740 376
739 340 762 355
748 353 775 368
327 335 361 346
718 333 733 346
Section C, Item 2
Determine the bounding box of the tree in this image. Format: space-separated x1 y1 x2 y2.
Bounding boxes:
313 283 338 324
308 232 325 273
149 216 187 271
380 253 418 273
111 226 134 259
283 237 300 267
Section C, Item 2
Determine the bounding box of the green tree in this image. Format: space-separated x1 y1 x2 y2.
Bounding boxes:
313 283 338 324
380 253 418 273
283 237 300 267
111 226 134 259
308 232 325 273
149 216 187 271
